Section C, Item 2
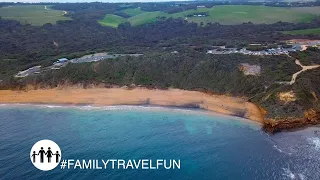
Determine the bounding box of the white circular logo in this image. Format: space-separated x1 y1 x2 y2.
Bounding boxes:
30 139 62 171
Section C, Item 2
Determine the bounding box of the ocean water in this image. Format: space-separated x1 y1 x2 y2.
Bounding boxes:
0 104 319 180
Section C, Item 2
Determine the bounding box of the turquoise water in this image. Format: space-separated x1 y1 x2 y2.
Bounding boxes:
0 105 319 180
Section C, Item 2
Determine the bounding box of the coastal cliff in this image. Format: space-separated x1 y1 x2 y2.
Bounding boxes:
263 109 320 133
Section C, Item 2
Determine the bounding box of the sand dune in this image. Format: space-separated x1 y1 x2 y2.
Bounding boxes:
0 87 264 122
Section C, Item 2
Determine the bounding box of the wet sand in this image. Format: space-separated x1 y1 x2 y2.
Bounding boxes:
0 87 264 122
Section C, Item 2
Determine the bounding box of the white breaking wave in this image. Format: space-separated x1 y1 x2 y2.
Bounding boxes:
272 143 293 155
0 103 202 114
282 168 306 180
0 103 260 125
282 168 296 179
298 173 305 180
75 105 197 113
273 145 283 153
308 137 320 150
43 105 65 108
267 134 292 155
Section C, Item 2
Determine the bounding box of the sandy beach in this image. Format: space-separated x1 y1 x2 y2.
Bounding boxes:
0 87 264 122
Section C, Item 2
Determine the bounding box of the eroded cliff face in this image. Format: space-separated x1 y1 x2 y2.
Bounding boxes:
263 109 320 133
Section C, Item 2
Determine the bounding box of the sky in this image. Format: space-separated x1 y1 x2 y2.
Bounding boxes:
1 0 189 2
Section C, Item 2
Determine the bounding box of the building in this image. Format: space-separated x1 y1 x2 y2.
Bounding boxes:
57 58 69 63
292 44 302 51
53 58 69 66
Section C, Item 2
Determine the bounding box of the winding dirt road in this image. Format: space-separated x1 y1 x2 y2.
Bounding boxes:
289 60 320 85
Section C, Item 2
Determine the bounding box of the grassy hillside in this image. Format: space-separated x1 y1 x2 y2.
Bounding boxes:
99 5 320 27
177 5 318 25
121 7 146 16
99 11 166 27
98 14 127 27
128 11 167 26
0 5 71 26
290 6 320 15
282 28 320 35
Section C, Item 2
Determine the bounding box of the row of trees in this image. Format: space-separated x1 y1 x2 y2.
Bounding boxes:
1 9 320 78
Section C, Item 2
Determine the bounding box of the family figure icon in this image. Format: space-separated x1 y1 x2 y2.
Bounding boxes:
30 140 62 171
31 147 61 163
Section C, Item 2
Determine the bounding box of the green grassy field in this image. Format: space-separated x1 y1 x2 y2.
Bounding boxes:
0 5 71 26
98 14 127 27
99 5 320 28
121 7 146 17
282 28 320 35
128 11 167 26
99 11 166 27
175 5 318 25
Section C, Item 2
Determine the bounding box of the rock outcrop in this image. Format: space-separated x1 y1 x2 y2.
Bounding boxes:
263 109 320 133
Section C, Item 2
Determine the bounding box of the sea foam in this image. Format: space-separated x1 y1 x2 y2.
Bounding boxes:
308 137 320 150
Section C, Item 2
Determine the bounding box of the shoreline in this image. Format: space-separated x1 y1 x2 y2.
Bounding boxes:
0 103 260 124
0 87 264 123
1 87 319 133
